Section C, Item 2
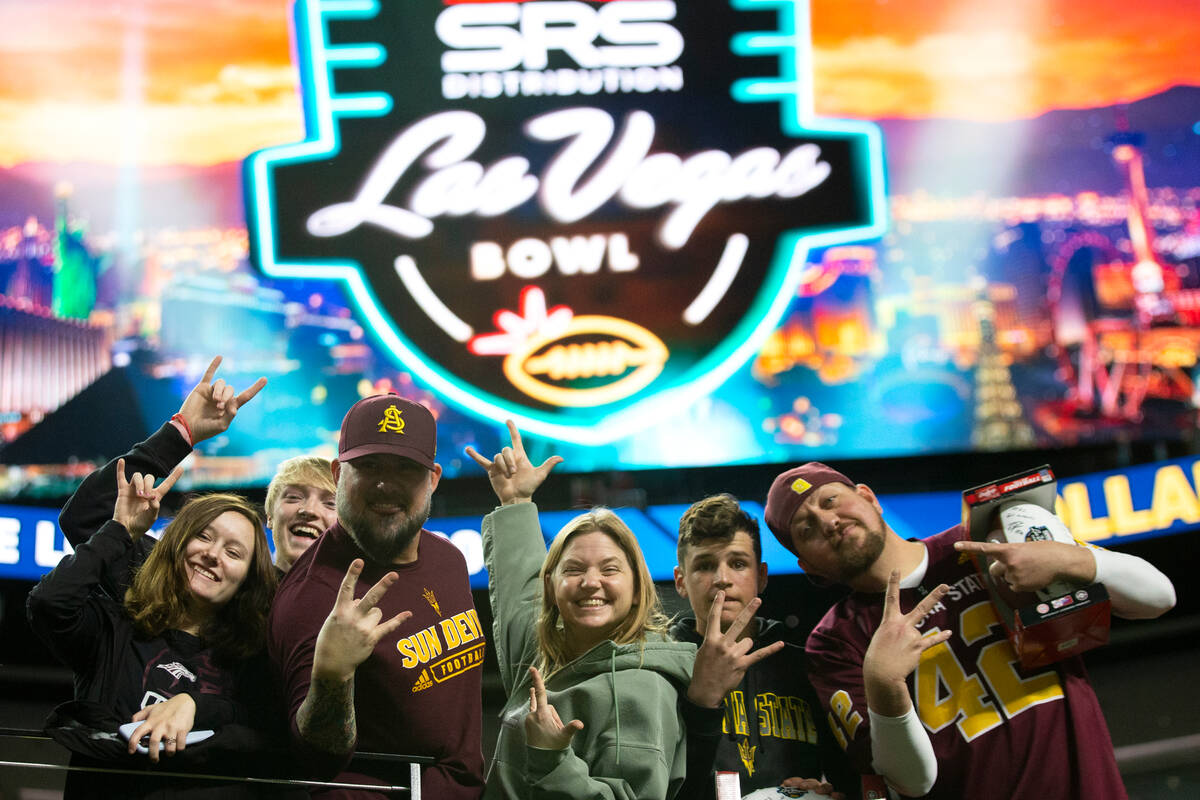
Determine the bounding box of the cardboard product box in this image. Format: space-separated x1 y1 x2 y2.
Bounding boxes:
962 466 1111 670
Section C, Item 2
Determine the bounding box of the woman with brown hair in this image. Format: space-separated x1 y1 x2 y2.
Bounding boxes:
121 491 277 665
469 423 696 800
27 393 284 797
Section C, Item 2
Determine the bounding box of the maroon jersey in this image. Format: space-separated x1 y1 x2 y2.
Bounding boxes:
807 526 1126 799
269 524 485 799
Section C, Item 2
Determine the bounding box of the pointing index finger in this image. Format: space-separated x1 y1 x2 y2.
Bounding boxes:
336 559 365 607
529 665 548 706
464 445 493 470
954 539 1004 555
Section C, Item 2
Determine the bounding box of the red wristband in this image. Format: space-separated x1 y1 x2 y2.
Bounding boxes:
170 413 194 446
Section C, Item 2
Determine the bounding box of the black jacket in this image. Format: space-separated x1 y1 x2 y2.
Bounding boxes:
671 616 860 800
28 424 297 798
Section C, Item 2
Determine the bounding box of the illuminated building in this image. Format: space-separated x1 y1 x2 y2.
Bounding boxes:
0 191 111 444
755 264 878 385
754 318 819 382
0 296 111 443
763 394 842 447
971 306 1035 450
876 278 984 366
1034 119 1198 433
0 217 55 310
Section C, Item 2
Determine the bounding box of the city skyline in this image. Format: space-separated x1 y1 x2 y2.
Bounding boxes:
0 0 1196 491
0 0 1196 166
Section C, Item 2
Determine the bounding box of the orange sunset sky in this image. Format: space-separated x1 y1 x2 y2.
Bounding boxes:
0 0 1196 167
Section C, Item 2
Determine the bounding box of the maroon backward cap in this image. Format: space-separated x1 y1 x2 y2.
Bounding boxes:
764 462 855 555
338 393 437 470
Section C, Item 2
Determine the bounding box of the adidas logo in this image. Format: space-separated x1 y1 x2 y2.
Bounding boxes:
412 669 433 693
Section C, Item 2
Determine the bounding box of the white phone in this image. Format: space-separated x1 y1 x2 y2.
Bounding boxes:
118 722 214 754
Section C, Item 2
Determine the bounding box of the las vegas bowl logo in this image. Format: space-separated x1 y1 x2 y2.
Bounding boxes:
245 0 885 444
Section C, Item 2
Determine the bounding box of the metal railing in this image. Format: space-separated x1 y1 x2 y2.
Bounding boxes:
0 727 432 798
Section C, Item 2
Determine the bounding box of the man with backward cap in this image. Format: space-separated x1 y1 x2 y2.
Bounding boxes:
763 462 1175 799
269 394 485 799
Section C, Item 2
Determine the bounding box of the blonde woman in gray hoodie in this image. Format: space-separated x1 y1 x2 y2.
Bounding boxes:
468 422 695 800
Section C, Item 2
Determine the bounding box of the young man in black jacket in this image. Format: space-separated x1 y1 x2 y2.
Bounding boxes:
673 493 857 799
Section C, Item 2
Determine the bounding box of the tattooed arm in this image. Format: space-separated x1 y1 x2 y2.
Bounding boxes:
296 674 358 755
293 560 410 755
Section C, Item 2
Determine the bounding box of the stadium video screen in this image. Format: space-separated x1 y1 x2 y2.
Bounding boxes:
1 0 1198 498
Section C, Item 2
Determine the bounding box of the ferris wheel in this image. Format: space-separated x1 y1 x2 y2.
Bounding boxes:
1040 130 1194 431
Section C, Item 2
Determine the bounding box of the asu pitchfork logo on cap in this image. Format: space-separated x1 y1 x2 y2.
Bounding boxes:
377 404 406 435
245 0 885 445
338 394 437 469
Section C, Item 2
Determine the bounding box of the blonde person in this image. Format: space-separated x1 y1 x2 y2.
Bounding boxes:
264 455 337 573
467 422 694 800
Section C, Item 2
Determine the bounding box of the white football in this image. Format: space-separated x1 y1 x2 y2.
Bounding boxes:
995 501 1079 600
997 501 1073 545
741 787 823 800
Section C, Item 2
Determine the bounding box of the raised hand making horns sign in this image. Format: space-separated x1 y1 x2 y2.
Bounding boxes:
523 665 584 751
465 419 562 506
311 559 412 685
687 591 785 709
113 457 184 540
863 570 951 716
174 355 268 446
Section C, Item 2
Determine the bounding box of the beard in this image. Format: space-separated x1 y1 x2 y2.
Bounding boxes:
833 524 886 582
338 490 431 565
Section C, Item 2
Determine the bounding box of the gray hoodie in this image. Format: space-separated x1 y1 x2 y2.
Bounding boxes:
482 503 695 800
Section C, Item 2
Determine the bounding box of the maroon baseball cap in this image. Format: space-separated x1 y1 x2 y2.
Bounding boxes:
764 462 855 555
338 394 437 469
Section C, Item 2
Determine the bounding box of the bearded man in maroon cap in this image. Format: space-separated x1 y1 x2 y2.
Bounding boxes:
269 395 484 799
763 463 1175 800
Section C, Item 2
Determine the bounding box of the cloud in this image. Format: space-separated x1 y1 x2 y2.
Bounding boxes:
812 26 1196 120
0 97 304 167
178 64 300 106
813 31 1039 120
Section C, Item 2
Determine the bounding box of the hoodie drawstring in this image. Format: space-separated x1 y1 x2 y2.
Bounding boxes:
609 648 621 764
